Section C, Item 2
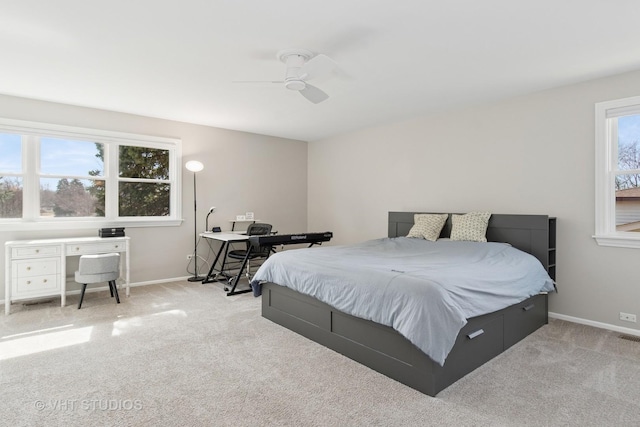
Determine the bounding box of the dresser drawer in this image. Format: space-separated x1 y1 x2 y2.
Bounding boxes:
12 258 60 278
12 245 60 258
66 241 125 255
14 274 60 297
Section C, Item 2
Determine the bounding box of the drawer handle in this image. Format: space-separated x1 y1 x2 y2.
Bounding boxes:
523 304 535 312
115 245 119 248
43 279 47 283
76 247 80 251
27 280 31 285
26 267 31 271
35 249 40 253
467 329 485 340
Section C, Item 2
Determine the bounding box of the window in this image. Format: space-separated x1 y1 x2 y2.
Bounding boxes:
118 145 170 217
0 133 23 218
0 118 182 231
39 137 105 218
595 96 640 248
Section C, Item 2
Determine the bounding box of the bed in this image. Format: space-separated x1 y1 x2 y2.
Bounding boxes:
254 212 557 396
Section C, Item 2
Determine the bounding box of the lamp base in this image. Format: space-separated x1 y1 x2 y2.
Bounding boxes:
187 276 205 282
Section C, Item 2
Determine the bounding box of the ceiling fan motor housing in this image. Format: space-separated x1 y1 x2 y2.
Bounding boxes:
278 49 312 91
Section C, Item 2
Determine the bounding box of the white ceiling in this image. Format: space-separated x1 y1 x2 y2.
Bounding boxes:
1 1 640 142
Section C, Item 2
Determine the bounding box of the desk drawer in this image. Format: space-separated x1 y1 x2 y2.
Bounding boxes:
12 245 60 258
66 241 125 255
13 258 60 278
14 274 60 296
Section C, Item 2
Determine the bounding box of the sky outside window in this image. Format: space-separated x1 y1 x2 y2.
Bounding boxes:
0 133 22 173
40 138 104 176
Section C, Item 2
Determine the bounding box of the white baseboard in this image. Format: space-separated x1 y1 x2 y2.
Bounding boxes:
0 276 192 304
65 276 193 296
549 311 640 337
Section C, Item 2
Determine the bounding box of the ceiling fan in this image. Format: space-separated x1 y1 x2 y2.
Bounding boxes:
235 49 338 104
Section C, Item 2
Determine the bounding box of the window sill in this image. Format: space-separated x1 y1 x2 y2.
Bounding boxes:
593 234 640 249
0 218 183 232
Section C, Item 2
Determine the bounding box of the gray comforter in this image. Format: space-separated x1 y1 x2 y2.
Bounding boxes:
251 237 555 365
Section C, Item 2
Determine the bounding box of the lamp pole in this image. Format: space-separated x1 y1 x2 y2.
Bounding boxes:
185 160 204 282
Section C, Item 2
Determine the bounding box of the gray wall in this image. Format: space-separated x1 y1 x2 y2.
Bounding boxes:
0 94 307 299
308 69 640 334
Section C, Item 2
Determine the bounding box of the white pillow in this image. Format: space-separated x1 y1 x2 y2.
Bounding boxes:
406 213 448 241
450 212 492 242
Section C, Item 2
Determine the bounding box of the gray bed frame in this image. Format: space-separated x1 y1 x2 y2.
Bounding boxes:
261 212 556 396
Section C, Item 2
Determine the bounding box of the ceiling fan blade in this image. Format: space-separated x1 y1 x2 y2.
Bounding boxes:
232 80 283 84
299 54 337 81
299 84 329 104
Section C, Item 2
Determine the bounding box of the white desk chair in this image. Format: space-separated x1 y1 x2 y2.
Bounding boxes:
75 253 121 309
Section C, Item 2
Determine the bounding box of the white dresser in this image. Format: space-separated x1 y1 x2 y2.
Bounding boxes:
5 236 130 315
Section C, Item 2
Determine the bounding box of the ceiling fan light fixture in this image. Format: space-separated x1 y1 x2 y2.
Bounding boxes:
284 79 306 91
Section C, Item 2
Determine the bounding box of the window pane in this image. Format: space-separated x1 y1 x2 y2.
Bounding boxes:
0 133 22 173
119 182 170 216
0 177 22 218
615 176 640 231
119 146 169 179
617 115 640 171
40 138 104 176
40 178 105 217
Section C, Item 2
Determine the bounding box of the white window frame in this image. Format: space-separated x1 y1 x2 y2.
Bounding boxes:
0 118 183 231
594 95 640 248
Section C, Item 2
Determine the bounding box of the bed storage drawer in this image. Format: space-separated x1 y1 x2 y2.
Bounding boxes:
504 293 548 349
441 313 504 386
331 310 425 366
265 285 330 330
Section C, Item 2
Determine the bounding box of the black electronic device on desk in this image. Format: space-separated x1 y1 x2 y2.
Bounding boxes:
99 227 125 238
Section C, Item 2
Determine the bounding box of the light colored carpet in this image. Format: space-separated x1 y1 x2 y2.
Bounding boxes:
1 281 640 426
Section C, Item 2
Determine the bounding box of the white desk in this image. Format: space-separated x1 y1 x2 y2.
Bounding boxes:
5 236 130 315
229 219 261 232
200 232 250 295
201 232 249 242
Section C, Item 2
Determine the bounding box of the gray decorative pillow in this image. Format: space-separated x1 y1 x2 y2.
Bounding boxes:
406 213 448 241
450 212 492 242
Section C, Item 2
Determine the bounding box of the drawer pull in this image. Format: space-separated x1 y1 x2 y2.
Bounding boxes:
76 247 80 251
35 249 39 253
43 279 47 283
26 267 31 271
26 280 31 285
467 329 485 340
523 304 535 312
115 245 119 249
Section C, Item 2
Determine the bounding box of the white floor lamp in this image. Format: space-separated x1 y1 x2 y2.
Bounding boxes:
186 160 204 282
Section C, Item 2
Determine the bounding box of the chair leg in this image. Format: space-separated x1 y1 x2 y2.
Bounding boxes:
111 281 120 304
78 284 87 309
109 282 114 297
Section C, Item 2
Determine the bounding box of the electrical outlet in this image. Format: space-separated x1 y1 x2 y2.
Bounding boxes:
620 312 637 323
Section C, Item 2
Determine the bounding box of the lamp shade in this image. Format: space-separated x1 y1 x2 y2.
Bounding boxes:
185 160 204 172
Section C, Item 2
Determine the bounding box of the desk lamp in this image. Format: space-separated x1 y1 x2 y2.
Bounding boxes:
186 160 204 282
206 206 217 232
